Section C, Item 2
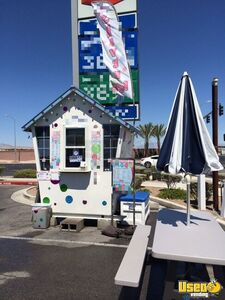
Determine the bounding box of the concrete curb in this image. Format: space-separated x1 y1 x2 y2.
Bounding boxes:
0 178 37 186
151 196 225 226
11 187 35 206
23 187 36 201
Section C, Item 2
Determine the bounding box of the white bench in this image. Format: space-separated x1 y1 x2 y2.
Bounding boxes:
114 224 151 288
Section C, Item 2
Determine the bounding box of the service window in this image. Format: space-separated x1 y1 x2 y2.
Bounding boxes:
65 128 85 168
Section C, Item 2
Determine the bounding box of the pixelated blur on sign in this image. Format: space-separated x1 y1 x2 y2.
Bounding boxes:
78 0 139 120
79 70 139 105
79 32 138 72
107 105 138 119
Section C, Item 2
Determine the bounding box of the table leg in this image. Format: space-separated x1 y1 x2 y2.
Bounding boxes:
212 265 225 300
162 261 183 300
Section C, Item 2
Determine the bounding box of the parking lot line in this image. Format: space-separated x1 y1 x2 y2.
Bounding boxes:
0 235 152 250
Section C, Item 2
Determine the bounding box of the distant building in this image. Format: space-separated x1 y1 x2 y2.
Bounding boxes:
0 147 35 163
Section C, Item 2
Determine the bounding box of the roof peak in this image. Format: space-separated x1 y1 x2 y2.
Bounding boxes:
22 86 140 135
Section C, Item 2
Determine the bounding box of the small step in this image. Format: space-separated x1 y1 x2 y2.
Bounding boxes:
60 218 84 233
149 201 159 211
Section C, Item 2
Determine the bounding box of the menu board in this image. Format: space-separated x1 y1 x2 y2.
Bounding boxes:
91 130 101 170
51 131 60 169
112 159 134 192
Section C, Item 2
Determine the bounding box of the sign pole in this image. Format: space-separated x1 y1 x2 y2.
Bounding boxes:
71 0 79 87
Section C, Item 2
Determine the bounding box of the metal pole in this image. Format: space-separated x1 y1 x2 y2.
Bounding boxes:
221 181 225 218
132 191 136 228
13 118 17 162
5 115 17 162
71 0 79 87
212 78 219 211
132 138 136 229
186 175 191 226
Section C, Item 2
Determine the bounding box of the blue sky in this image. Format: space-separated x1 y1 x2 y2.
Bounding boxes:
0 0 225 147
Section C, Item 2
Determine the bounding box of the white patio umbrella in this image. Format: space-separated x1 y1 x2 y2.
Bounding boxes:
157 72 223 225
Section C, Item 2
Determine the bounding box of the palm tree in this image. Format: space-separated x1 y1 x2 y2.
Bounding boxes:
153 124 166 154
137 123 154 157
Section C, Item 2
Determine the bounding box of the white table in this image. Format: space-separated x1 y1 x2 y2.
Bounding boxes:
152 208 225 299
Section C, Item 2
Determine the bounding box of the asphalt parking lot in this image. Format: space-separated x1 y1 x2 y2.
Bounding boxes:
0 185 225 300
0 186 160 300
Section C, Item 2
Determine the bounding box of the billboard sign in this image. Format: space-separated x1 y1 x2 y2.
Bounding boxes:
79 31 138 72
74 0 139 120
79 70 139 105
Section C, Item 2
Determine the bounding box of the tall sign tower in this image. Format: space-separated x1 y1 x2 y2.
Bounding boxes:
71 0 139 120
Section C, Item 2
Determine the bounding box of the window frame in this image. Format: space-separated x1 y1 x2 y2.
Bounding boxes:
61 125 90 172
103 124 120 171
35 126 50 171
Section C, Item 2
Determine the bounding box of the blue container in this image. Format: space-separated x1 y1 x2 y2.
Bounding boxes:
119 191 150 225
119 191 150 203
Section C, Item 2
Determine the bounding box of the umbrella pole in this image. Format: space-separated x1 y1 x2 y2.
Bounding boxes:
186 174 191 226
132 190 136 228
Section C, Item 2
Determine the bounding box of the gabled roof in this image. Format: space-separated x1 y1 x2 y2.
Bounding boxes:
22 86 140 135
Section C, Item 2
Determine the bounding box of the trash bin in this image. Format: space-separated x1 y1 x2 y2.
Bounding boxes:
32 204 52 229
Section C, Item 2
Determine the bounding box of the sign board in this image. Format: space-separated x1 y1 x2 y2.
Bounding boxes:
69 150 83 163
112 159 134 192
72 0 139 120
79 32 138 72
37 172 51 181
51 131 60 169
106 104 138 119
79 70 139 105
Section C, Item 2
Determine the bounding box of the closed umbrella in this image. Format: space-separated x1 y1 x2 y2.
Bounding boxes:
157 72 223 225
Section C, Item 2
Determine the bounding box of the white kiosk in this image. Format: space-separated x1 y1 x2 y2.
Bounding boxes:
23 87 139 221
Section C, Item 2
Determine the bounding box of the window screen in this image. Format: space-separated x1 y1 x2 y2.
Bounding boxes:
35 127 50 171
103 125 120 171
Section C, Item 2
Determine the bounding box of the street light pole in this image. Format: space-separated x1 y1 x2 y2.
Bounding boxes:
5 115 17 162
212 78 219 211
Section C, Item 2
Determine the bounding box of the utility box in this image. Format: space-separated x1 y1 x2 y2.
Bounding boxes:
32 204 52 229
119 191 150 225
